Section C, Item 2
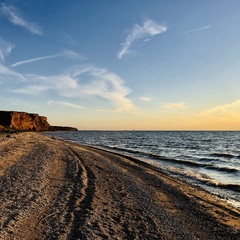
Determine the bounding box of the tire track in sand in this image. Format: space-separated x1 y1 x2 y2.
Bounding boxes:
0 133 95 239
56 146 95 239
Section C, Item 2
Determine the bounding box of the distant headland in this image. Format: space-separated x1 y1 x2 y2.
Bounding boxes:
0 111 78 132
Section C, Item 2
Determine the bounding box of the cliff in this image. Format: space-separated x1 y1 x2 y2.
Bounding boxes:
0 111 50 132
0 111 77 132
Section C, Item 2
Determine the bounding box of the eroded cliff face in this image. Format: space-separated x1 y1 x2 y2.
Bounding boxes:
0 111 50 132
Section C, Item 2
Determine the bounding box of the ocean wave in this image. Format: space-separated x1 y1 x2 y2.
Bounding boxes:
208 182 240 192
205 165 239 173
210 153 235 158
172 169 240 193
109 146 143 155
94 145 240 178
116 148 205 167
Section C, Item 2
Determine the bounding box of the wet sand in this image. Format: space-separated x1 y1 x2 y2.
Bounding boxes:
0 132 239 239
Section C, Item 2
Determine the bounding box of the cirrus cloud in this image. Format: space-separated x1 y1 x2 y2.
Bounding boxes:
48 100 86 110
5 64 136 113
0 3 43 35
10 50 84 68
0 37 15 62
10 54 62 68
184 25 211 34
0 63 24 83
118 19 167 59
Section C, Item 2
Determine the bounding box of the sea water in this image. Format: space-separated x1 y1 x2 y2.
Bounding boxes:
45 131 240 207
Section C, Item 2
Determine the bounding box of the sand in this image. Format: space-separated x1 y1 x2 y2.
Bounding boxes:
0 132 239 240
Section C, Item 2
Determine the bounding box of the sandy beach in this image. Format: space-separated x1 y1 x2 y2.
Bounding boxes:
0 132 239 240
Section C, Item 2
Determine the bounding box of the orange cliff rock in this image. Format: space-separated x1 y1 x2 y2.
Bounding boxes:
0 111 78 132
0 111 51 132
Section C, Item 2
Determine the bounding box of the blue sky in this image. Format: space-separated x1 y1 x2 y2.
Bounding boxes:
0 0 240 130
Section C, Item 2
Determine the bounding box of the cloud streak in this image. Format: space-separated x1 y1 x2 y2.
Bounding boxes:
0 4 43 35
160 102 189 110
118 19 167 59
0 37 15 62
10 50 84 67
10 54 61 67
0 63 24 83
48 100 86 110
139 97 152 102
184 25 211 34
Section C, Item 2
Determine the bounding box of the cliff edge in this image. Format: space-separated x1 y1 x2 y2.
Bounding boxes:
0 111 77 132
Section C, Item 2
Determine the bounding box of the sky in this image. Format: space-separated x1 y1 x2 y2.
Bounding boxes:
0 0 240 130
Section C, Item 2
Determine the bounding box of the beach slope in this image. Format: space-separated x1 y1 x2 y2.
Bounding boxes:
0 132 239 239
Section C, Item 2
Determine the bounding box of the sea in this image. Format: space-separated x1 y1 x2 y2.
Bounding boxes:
45 131 240 207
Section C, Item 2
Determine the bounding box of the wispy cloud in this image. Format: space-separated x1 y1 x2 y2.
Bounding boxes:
184 25 211 34
0 63 24 83
10 54 61 67
70 66 136 112
0 37 15 62
118 19 167 59
197 100 240 118
0 4 43 35
160 102 189 110
139 97 152 102
61 50 86 60
48 100 86 110
10 50 84 67
6 65 136 112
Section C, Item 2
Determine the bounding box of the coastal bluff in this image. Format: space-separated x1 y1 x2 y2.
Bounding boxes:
0 111 77 132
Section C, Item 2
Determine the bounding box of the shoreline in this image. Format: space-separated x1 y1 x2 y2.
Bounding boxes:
76 143 240 208
0 132 239 239
74 143 240 228
44 130 240 209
